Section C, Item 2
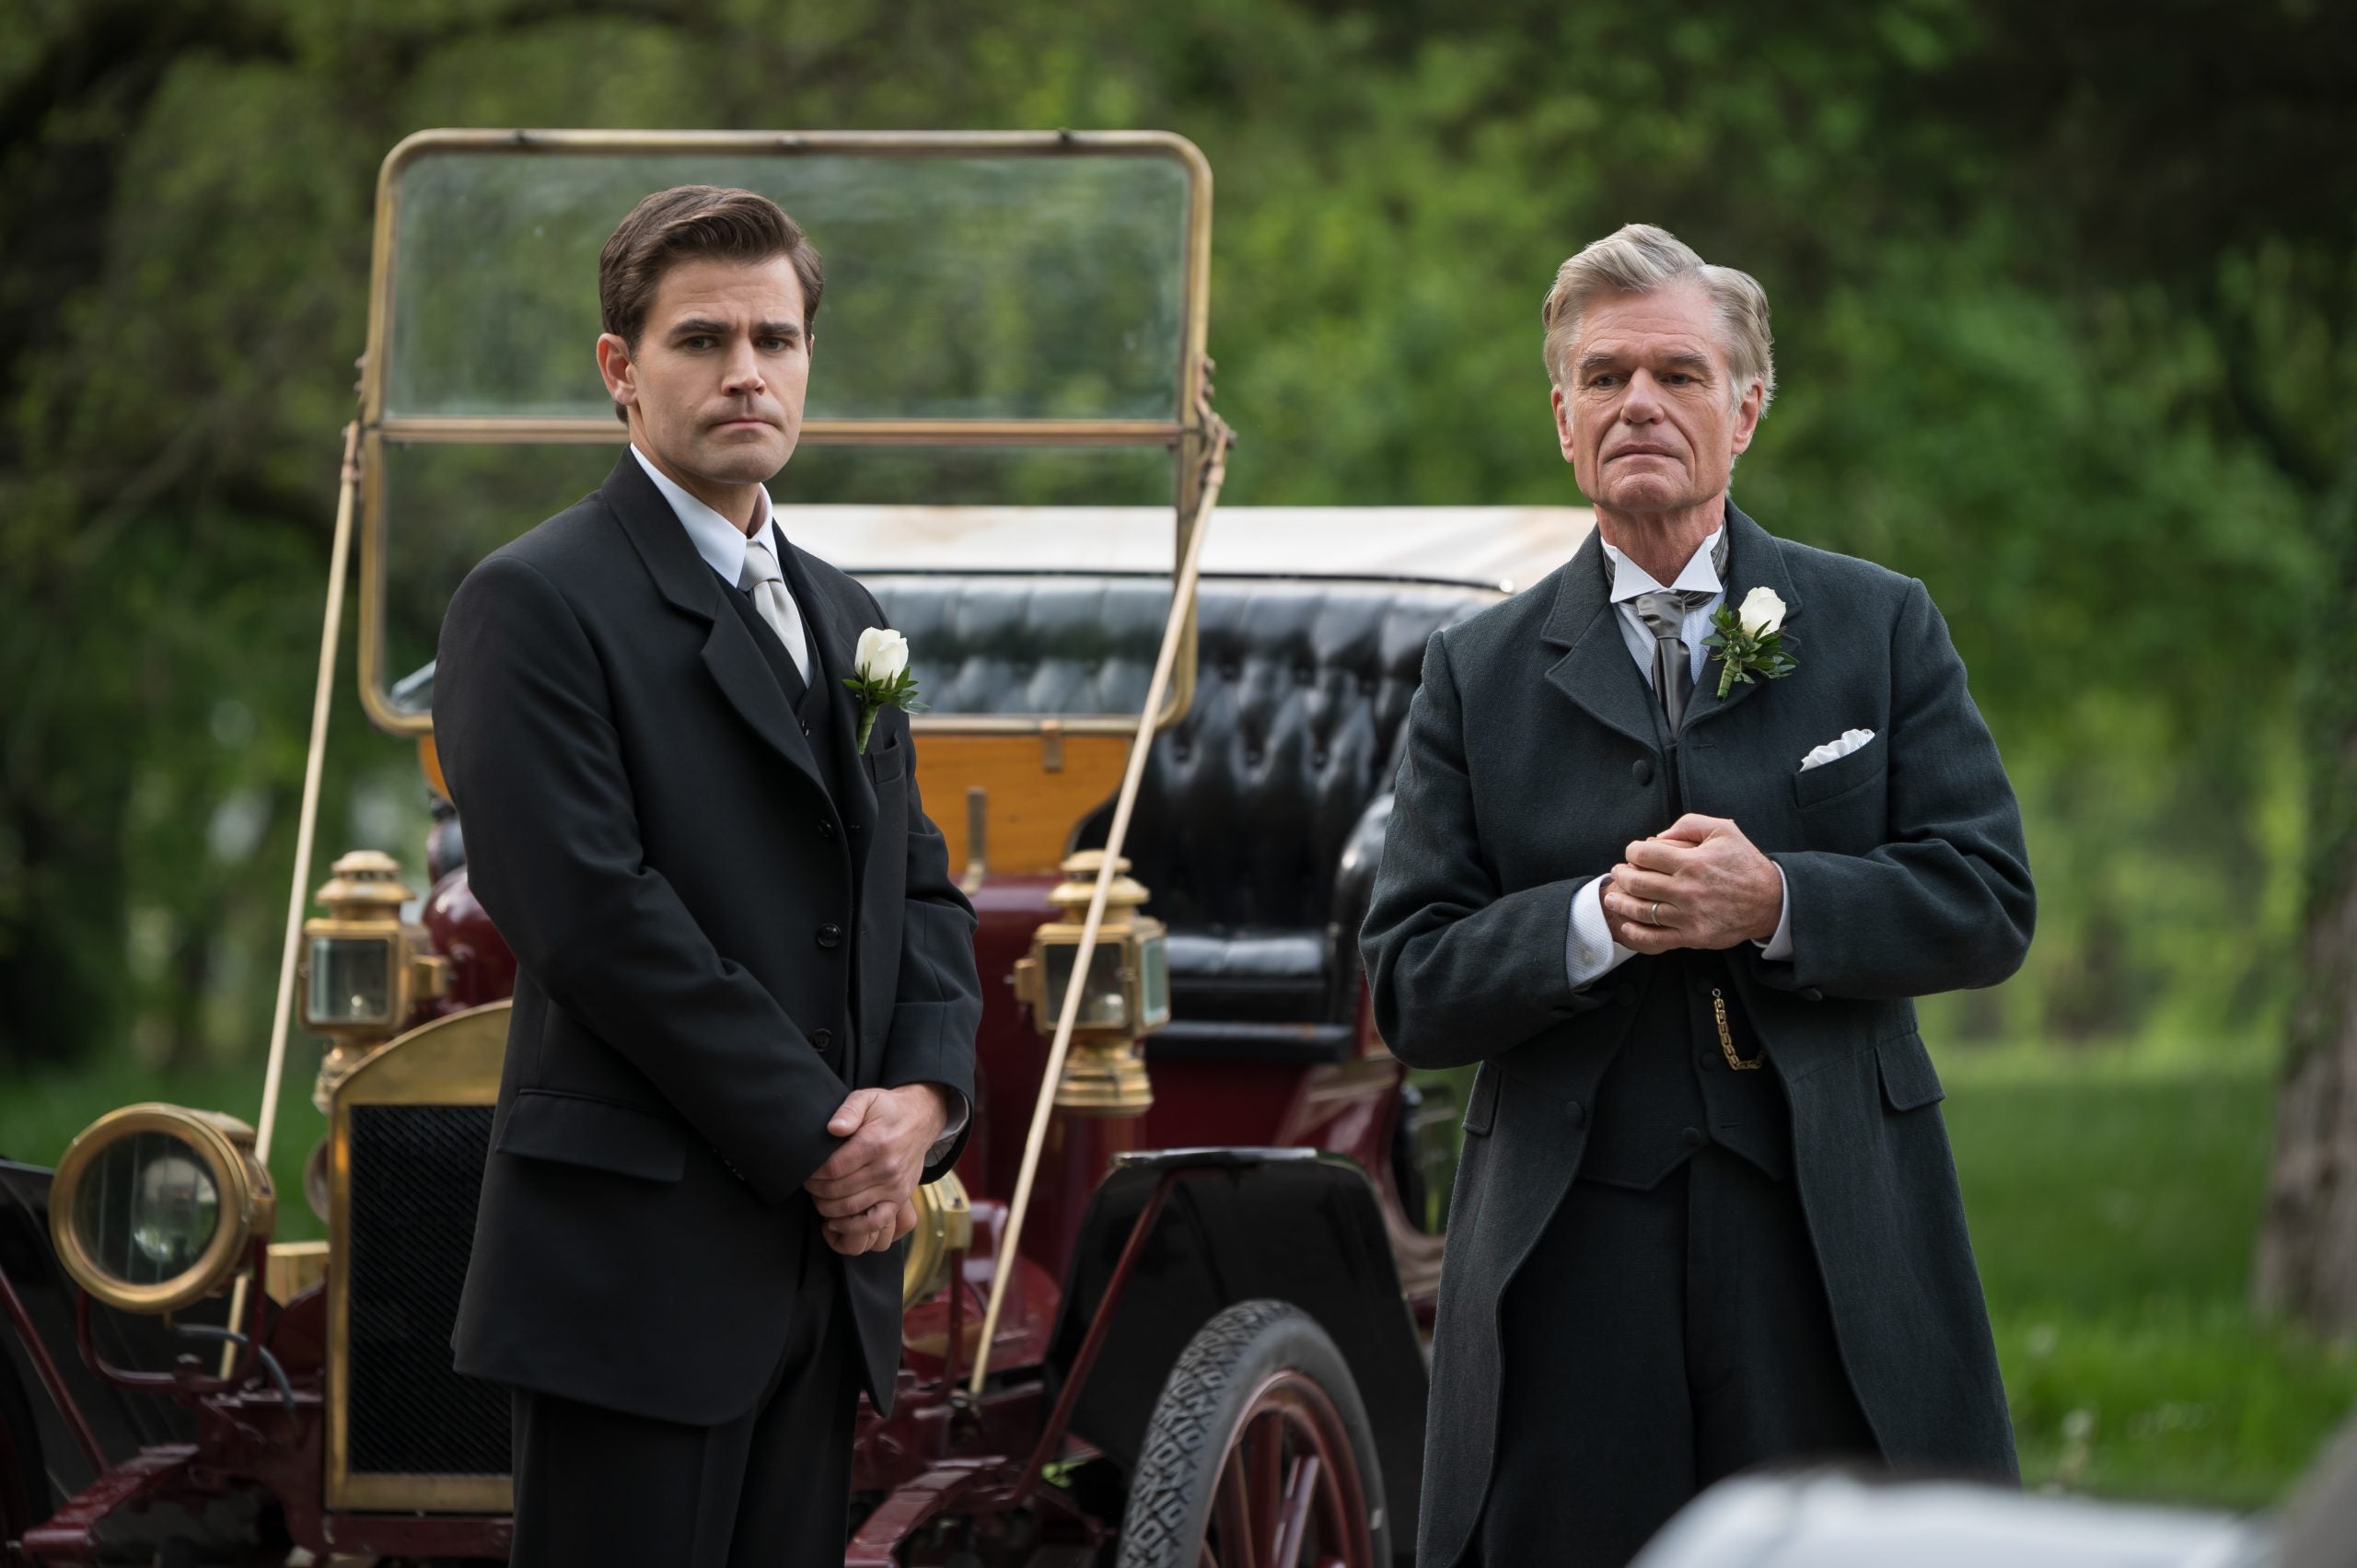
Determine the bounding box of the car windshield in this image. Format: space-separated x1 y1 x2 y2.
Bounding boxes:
361 132 1207 730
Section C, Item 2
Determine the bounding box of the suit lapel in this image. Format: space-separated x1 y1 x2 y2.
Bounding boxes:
600 455 832 802
778 534 881 847
1679 500 1804 735
1540 531 1665 754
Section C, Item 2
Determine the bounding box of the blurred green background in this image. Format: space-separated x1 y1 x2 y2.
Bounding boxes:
5 0 2355 1514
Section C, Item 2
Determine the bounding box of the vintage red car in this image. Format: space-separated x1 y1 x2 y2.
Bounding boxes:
0 130 1591 1568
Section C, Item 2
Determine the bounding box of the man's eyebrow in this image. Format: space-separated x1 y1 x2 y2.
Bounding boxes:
664 317 804 340
1576 348 1715 377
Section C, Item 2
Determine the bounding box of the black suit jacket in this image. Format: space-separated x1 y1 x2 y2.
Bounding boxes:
435 454 981 1424
1361 504 2033 1568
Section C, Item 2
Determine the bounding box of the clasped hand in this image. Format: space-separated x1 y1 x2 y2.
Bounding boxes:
807 1084 949 1256
1598 813 1782 954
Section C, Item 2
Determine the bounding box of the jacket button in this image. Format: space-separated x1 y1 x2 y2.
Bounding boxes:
1632 758 1655 785
1679 1126 1706 1150
811 1028 833 1051
819 819 836 840
1565 1099 1586 1127
816 922 843 949
800 721 811 736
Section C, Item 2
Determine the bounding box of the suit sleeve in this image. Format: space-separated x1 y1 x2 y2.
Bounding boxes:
1755 578 2035 1000
864 598 981 1182
435 553 850 1206
1359 629 1606 1069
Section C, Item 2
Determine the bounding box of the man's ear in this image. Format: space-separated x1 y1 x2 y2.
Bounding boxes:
596 331 638 414
1729 378 1763 456
1550 384 1576 463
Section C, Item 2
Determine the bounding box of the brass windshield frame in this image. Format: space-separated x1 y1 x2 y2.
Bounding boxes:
356 128 1214 738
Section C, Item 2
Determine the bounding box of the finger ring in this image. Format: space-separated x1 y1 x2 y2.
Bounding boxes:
1650 900 1663 926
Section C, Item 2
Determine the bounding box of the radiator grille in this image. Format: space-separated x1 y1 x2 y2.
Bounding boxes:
345 1103 509 1477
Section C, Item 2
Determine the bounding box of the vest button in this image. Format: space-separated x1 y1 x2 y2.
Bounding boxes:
1565 1099 1586 1127
1632 758 1655 785
819 819 836 840
801 721 812 736
1679 1126 1706 1150
811 1028 833 1051
816 922 843 949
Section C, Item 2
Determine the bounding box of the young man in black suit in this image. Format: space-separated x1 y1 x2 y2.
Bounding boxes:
435 186 981 1568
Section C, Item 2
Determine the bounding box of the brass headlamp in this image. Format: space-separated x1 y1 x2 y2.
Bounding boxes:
1011 850 1171 1116
50 1105 276 1315
900 1171 973 1311
299 850 447 1104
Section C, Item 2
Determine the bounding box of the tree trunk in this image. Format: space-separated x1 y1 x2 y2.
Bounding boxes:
2255 518 2357 1331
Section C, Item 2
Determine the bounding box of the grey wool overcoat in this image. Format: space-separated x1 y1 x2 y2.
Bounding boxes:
1360 503 2033 1568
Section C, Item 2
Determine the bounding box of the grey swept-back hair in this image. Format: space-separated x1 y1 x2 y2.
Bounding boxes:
1541 223 1775 412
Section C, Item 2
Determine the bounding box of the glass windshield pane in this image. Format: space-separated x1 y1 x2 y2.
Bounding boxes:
384 145 1192 422
377 440 1178 720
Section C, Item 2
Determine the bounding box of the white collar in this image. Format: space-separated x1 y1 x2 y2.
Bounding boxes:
629 445 779 585
1601 528 1724 603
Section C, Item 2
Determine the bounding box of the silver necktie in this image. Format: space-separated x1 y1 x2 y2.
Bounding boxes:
739 536 811 684
1621 529 1731 733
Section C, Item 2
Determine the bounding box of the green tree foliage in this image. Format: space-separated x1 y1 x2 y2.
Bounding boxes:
2 0 2350 1080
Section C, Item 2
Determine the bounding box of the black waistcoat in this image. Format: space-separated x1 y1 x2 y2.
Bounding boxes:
715 568 857 1078
1576 673 1793 1191
1577 947 1792 1189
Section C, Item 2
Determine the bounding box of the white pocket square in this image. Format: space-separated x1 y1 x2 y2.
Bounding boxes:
1800 728 1876 771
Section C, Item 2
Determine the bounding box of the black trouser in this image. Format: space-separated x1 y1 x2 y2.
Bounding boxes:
1474 1145 1879 1568
509 1243 857 1568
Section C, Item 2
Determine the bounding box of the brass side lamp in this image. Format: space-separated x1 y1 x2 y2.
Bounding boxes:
299 850 448 1107
1011 850 1171 1117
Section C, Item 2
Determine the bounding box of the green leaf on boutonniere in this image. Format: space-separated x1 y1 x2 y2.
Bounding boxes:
1704 598 1800 699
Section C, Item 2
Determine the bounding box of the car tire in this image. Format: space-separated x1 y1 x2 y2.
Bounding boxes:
1119 1298 1388 1568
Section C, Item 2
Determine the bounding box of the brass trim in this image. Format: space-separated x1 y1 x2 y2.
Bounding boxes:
265 1240 330 1305
325 1002 512 1514
356 128 1213 742
375 416 1186 447
334 1472 514 1514
49 1105 274 1316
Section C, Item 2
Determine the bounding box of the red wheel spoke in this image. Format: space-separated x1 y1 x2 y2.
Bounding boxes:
1271 1452 1322 1568
1247 1407 1285 1558
1215 1439 1261 1568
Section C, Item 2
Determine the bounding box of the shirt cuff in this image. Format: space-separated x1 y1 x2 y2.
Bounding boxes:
1566 877 1639 990
1753 864 1794 961
924 1088 970 1165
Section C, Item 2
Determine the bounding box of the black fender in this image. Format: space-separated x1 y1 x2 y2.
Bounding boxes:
1046 1147 1426 1556
0 1160 209 1518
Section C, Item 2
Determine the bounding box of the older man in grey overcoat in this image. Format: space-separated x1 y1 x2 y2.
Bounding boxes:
1360 224 2034 1568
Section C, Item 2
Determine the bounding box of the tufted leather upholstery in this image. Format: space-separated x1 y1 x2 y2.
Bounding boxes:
866 574 1499 1051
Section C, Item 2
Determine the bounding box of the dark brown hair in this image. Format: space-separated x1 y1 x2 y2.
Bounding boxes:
598 185 825 423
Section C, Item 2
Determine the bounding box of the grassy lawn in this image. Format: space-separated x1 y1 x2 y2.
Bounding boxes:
1943 1045 2356 1508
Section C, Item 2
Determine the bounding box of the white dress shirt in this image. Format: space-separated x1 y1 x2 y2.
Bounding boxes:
630 445 967 1158
1564 528 1794 987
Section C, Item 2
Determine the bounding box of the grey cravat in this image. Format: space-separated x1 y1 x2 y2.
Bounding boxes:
739 534 812 683
1621 529 1731 733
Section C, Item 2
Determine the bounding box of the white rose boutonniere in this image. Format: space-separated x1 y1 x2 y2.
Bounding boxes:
1702 587 1797 698
843 626 925 753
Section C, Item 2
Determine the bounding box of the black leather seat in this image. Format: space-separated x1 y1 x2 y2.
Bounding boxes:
866 574 1498 1060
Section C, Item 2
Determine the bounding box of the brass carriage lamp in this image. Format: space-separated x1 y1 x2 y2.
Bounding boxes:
1012 850 1171 1116
299 851 447 1087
